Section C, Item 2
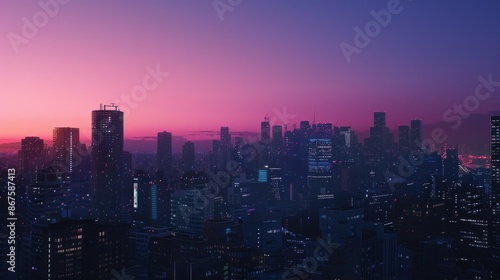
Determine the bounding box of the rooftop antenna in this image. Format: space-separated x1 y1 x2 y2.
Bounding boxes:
103 103 119 111
264 114 270 123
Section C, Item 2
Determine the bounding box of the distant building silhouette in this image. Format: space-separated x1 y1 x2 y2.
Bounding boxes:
18 136 45 177
182 141 195 171
398 125 410 150
410 119 422 150
157 131 172 177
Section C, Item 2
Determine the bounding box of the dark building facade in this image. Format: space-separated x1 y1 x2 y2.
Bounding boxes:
91 104 124 222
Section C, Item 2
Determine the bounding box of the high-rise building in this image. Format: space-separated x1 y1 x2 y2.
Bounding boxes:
316 123 333 138
307 138 333 198
300 121 310 131
219 126 231 170
220 126 231 147
157 131 172 177
27 170 67 223
18 136 45 176
272 125 283 147
261 118 271 141
30 219 128 280
491 116 500 261
53 127 80 173
374 112 386 128
182 141 195 171
398 125 410 149
91 104 124 222
318 207 364 279
339 126 352 148
369 112 392 153
410 119 423 150
444 149 459 186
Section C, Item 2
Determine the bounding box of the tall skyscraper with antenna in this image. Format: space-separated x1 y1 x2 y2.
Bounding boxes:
91 104 124 222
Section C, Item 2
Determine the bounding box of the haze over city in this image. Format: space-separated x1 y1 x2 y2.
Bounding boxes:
2 1 500 280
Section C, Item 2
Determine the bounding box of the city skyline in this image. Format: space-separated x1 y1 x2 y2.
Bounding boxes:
1 107 497 155
2 1 500 279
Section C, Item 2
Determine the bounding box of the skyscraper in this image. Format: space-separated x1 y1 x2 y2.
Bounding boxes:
374 111 386 128
18 136 45 177
444 149 459 185
272 125 283 146
220 126 231 147
307 138 333 198
369 112 391 153
410 119 422 149
491 116 500 261
53 127 80 173
157 131 172 177
398 125 410 149
219 126 231 170
182 141 195 171
261 117 270 141
91 104 124 222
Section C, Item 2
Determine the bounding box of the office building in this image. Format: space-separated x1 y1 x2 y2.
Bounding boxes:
157 131 172 177
91 104 124 222
398 125 410 149
53 127 80 173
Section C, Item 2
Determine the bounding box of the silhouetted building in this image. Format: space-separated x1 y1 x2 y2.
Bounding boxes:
18 136 45 177
157 131 172 177
444 149 459 186
171 171 213 234
410 119 422 150
318 207 364 279
182 141 195 171
490 116 500 276
272 125 283 147
261 118 270 141
91 104 124 222
53 127 80 173
369 112 392 154
419 238 457 280
219 126 231 170
27 170 67 223
307 138 333 198
398 125 410 150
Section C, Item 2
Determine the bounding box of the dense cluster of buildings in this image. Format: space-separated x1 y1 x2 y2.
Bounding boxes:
0 105 499 279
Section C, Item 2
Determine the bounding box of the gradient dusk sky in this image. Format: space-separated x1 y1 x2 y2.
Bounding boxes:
1 0 500 144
